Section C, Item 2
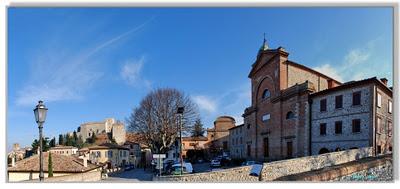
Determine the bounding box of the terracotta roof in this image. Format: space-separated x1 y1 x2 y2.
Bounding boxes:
310 77 392 98
88 143 129 150
126 132 147 145
228 124 245 130
8 152 100 173
50 145 77 150
182 136 208 141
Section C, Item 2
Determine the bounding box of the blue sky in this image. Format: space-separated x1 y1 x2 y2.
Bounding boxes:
7 7 393 150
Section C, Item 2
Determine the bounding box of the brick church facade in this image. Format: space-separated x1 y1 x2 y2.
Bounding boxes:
242 41 342 162
242 41 392 162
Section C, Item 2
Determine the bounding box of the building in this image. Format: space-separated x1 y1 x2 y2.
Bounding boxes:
310 77 393 155
122 141 142 167
49 145 78 156
7 152 101 182
242 40 392 162
206 116 236 156
229 124 245 159
181 136 208 157
76 118 126 145
87 143 130 169
7 143 33 166
243 41 341 162
126 132 153 168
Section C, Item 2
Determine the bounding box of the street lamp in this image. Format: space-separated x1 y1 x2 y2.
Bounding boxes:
176 106 184 175
33 100 48 181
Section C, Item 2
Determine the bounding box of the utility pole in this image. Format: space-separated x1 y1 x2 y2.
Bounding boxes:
177 106 184 175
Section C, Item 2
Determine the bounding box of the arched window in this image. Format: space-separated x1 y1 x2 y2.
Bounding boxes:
262 89 271 99
286 111 295 119
318 148 330 154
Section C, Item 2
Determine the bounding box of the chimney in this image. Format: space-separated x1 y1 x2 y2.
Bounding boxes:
380 78 388 86
83 157 88 167
11 156 16 167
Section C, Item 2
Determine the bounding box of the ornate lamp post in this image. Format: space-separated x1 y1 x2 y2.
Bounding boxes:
176 106 184 175
33 100 48 181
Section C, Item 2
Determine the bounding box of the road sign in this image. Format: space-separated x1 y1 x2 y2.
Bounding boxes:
153 154 166 159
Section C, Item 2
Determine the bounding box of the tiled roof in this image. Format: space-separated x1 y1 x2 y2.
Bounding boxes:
50 145 77 150
182 136 208 141
88 143 129 150
8 152 100 173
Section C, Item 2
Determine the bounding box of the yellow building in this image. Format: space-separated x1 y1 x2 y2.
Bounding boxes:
88 143 130 169
49 145 78 156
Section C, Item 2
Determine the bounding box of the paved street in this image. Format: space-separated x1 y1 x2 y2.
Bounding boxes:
102 168 153 182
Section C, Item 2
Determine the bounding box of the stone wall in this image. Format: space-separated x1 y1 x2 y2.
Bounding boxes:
261 147 373 181
154 166 259 182
155 147 372 182
19 170 102 182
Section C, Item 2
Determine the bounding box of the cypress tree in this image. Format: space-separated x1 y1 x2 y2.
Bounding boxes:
48 152 53 177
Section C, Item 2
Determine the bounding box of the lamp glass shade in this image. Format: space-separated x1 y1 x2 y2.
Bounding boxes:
34 101 48 123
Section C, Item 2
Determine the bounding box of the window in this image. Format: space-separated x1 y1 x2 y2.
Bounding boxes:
388 100 392 113
247 124 250 129
262 89 271 99
240 137 243 144
377 145 382 154
286 111 295 119
263 138 269 158
377 117 383 134
262 114 271 122
287 141 293 158
247 144 251 157
335 95 343 109
388 121 392 136
320 99 327 112
352 119 361 133
96 151 101 158
223 141 228 150
335 121 342 134
352 91 361 106
377 93 382 108
320 123 327 135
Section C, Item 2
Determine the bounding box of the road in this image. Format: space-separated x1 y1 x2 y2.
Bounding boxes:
102 168 153 182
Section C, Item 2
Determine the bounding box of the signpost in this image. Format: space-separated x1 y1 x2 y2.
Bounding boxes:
153 154 166 176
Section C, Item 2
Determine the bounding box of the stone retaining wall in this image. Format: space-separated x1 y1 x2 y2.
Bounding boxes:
155 147 372 182
261 147 373 181
154 166 259 182
26 170 103 182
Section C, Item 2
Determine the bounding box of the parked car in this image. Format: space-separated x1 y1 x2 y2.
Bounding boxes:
210 159 221 167
124 164 134 171
170 163 193 175
242 161 256 166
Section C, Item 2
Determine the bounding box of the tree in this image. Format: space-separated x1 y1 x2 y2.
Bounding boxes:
127 88 199 153
72 131 78 147
86 132 97 144
76 136 84 148
48 152 53 177
58 134 64 146
191 118 205 137
31 137 50 153
49 137 56 147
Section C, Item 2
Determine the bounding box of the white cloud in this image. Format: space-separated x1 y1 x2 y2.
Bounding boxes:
120 57 152 89
121 58 144 85
314 37 387 83
191 95 217 114
15 18 155 106
344 49 370 66
313 64 343 82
